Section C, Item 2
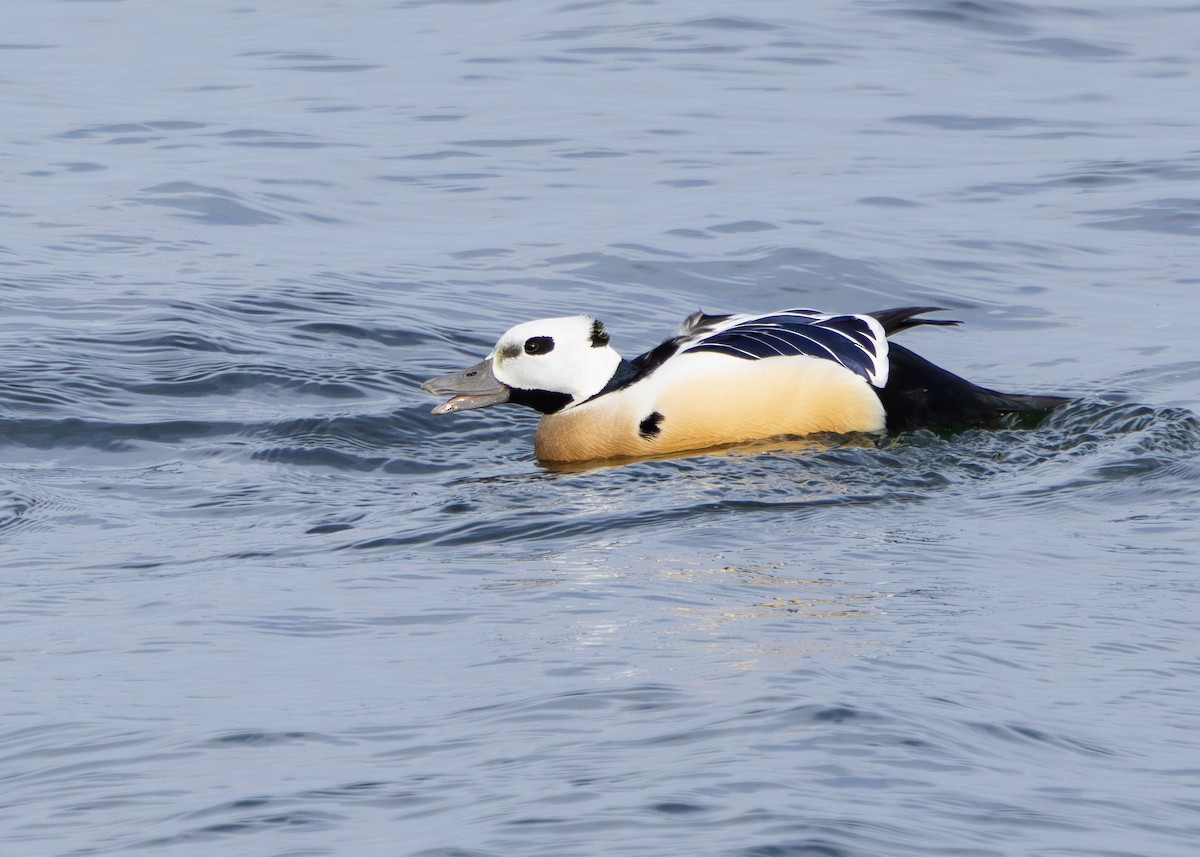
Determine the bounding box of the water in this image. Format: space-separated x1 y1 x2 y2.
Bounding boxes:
3 1 1200 855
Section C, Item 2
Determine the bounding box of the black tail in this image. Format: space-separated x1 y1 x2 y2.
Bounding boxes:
874 338 1069 433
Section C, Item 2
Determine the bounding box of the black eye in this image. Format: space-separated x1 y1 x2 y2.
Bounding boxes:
524 336 554 356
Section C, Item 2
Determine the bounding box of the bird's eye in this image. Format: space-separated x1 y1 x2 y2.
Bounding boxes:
524 336 554 356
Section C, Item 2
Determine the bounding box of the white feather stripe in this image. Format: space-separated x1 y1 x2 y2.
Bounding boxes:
679 310 890 388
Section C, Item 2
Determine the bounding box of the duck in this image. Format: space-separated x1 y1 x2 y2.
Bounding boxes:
422 307 1068 465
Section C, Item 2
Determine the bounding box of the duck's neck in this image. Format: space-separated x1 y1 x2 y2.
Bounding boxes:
586 358 639 402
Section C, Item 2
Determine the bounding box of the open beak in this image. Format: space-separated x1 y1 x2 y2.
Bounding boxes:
421 358 511 415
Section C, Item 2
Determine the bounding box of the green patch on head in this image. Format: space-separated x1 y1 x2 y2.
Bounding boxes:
590 319 609 348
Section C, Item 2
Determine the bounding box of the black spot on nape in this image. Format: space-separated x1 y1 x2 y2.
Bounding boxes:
630 337 682 377
524 336 554 356
590 319 609 348
638 411 664 439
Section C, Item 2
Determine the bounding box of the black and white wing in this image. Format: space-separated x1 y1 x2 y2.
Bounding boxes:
677 309 890 387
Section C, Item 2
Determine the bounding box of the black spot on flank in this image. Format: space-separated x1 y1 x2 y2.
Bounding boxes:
524 336 554 355
638 411 664 439
590 319 609 348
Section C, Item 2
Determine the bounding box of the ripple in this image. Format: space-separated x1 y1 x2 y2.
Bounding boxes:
890 114 1084 132
208 128 339 148
1084 198 1200 235
202 730 341 748
683 17 783 33
132 182 287 226
0 486 38 535
137 810 343 848
1004 36 1126 61
54 121 209 140
876 1 1036 37
0 417 236 451
709 220 779 234
124 364 374 399
968 721 1116 758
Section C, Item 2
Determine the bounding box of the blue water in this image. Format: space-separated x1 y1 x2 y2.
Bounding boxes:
3 2 1200 855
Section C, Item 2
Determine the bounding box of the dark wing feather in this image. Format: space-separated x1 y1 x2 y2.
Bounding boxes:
868 307 960 335
679 311 735 337
681 310 888 386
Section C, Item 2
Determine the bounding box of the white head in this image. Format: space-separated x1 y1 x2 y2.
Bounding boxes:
491 316 621 410
423 315 623 415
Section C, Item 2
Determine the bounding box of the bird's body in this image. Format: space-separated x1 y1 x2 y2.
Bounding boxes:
531 349 885 462
422 307 1067 465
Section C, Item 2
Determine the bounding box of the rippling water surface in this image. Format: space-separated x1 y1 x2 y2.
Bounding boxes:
4 2 1200 855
